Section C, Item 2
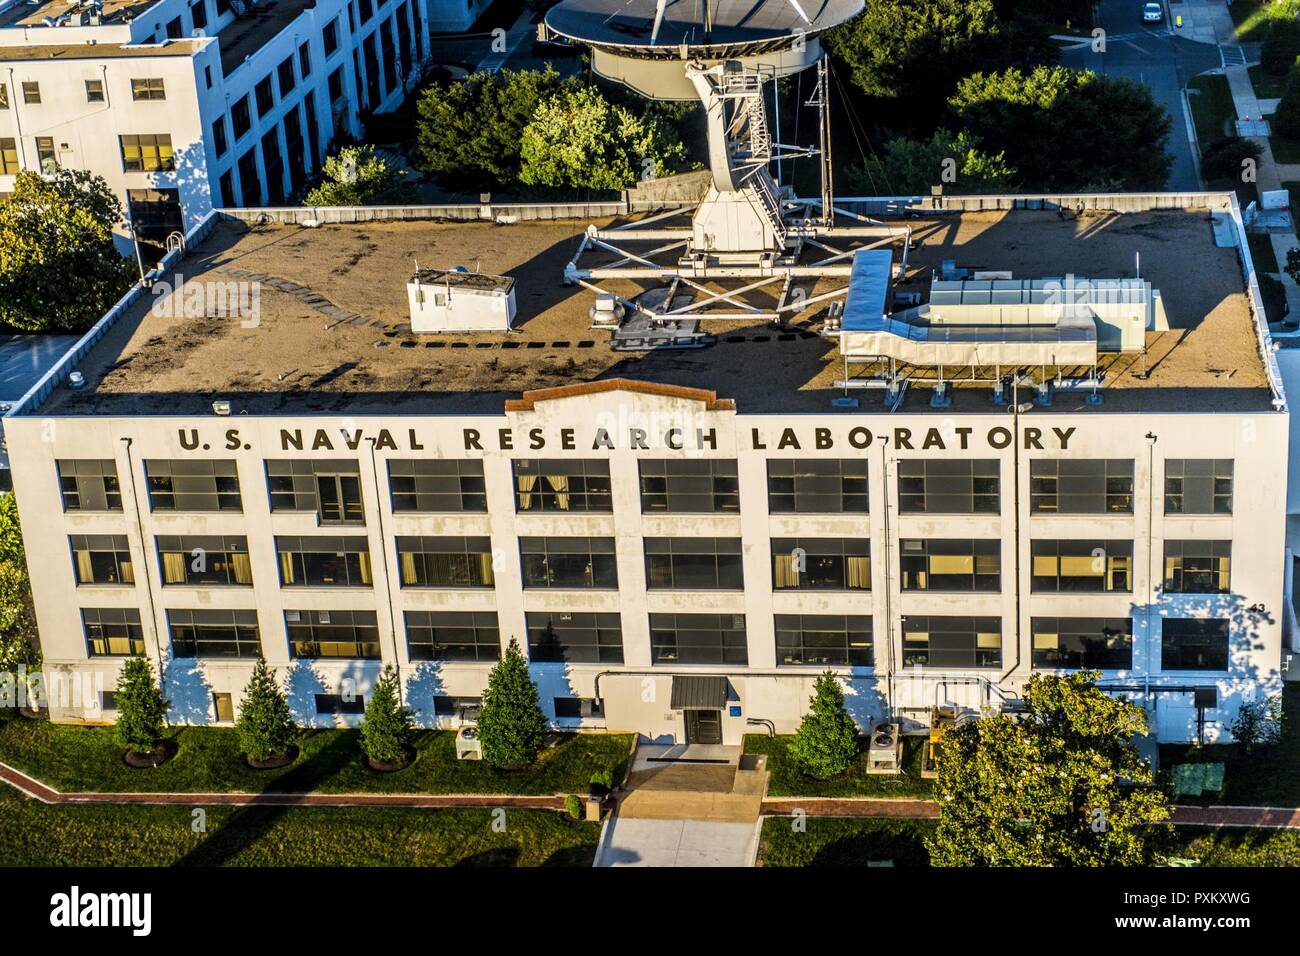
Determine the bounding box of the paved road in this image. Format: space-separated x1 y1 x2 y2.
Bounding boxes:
1061 0 1223 190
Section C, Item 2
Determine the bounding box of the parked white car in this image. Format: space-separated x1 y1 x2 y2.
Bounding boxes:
1142 2 1163 22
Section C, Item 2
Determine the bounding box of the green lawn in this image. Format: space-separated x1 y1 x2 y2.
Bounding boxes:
1251 63 1293 101
1270 130 1300 164
1249 231 1280 273
744 733 932 798
0 713 632 796
1188 74 1236 147
1159 684 1300 807
0 787 597 866
1229 0 1300 43
757 816 1300 867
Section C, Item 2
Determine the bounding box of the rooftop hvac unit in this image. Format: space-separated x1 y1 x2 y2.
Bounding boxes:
408 267 516 333
866 721 903 775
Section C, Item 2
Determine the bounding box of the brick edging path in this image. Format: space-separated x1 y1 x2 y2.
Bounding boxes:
759 797 1300 829
0 761 564 810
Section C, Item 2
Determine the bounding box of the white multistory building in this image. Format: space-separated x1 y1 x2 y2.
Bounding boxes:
0 0 474 243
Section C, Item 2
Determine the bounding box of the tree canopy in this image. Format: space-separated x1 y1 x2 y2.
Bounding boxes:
844 128 1014 195
415 67 581 190
520 85 689 191
0 494 36 673
948 66 1173 191
0 169 134 333
235 657 297 762
305 145 418 206
928 671 1170 867
114 657 170 755
477 639 548 768
790 672 860 778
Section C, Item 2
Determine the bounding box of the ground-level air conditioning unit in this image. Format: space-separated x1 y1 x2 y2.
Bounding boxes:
867 721 903 775
455 726 482 760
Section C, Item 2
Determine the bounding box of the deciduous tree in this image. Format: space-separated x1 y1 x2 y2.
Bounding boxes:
844 128 1014 195
0 169 134 333
305 145 418 206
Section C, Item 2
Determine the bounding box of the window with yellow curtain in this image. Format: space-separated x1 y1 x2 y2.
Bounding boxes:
400 551 419 585
773 553 800 588
846 555 870 589
547 474 570 511
75 551 94 583
515 473 537 510
162 552 187 585
120 558 135 584
358 552 373 585
279 551 296 585
231 551 253 585
477 552 495 586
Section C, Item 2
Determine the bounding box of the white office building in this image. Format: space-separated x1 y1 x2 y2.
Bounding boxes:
2 194 1291 745
0 0 474 243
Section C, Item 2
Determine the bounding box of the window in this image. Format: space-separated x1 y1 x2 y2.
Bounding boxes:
216 0 231 15
359 0 374 23
211 117 228 157
640 459 739 512
0 83 7 109
145 459 241 511
278 55 297 96
554 697 604 719
237 147 260 205
276 536 372 587
328 66 345 104
903 616 1001 668
0 138 16 175
1031 540 1132 592
57 459 121 511
767 459 868 513
21 82 39 104
83 608 144 657
288 609 380 658
1163 540 1231 594
1030 459 1134 514
127 188 182 240
514 459 611 512
85 79 105 103
1165 459 1233 514
157 535 252 586
775 614 872 667
316 693 365 715
395 535 494 588
323 19 340 56
898 459 999 514
650 613 747 665
169 609 261 658
120 134 175 172
70 535 134 586
1033 617 1133 670
520 536 617 589
191 0 208 30
266 459 363 523
254 75 275 117
165 16 182 38
900 539 1000 592
34 137 55 173
645 537 743 590
219 170 234 207
389 459 485 512
405 611 500 662
527 612 624 664
1162 618 1230 671
101 691 119 711
434 695 481 716
298 41 312 77
771 538 870 590
130 78 166 101
231 96 252 139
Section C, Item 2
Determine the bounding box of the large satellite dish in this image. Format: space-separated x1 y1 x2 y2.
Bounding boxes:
544 0 863 99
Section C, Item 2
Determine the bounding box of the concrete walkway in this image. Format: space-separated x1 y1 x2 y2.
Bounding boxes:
595 817 760 867
475 9 536 74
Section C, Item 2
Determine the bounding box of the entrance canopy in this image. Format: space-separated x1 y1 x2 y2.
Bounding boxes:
671 675 729 710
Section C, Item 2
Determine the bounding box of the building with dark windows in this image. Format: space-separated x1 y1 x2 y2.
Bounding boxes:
3 195 1291 745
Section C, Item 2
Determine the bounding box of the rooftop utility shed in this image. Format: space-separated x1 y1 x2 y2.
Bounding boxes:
407 268 517 333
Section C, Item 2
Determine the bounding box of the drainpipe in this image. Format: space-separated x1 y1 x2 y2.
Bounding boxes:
366 437 402 704
120 437 166 680
879 437 895 711
999 377 1027 684
5 68 29 170
1145 432 1159 710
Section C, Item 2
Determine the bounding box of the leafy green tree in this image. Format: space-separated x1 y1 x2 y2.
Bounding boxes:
1230 695 1283 753
478 639 548 768
0 494 37 673
826 0 1009 114
1200 136 1263 184
928 671 1170 866
1273 68 1300 141
0 169 134 333
1262 18 1300 75
949 66 1172 190
114 657 170 755
305 145 418 206
415 67 580 190
790 672 860 778
1285 247 1300 287
844 128 1014 195
360 664 415 766
235 658 297 762
520 85 688 191
0 493 24 566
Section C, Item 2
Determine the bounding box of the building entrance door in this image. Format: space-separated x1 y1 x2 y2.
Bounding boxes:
685 709 722 745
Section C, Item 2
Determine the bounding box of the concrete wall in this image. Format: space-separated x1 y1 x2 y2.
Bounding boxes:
6 386 1287 743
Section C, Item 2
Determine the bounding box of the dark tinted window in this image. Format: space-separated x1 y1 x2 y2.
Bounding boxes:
520 536 617 589
644 537 743 590
898 459 999 514
1162 618 1229 671
1165 459 1233 514
650 613 747 665
527 611 624 664
1032 617 1133 670
903 616 1001 668
775 614 872 667
405 611 499 662
1030 459 1134 514
766 458 868 513
640 459 739 513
